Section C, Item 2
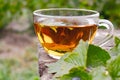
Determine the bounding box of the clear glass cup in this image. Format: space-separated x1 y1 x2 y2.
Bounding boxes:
33 8 114 59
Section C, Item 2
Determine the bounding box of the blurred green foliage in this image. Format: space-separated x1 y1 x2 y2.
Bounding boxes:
0 0 120 29
0 46 39 80
0 59 39 80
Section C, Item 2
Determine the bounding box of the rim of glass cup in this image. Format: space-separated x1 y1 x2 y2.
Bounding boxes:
33 8 99 18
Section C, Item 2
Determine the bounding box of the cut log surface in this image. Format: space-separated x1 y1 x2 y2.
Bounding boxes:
38 30 120 80
38 45 57 80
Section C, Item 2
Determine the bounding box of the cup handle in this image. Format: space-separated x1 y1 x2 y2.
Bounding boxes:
96 19 114 46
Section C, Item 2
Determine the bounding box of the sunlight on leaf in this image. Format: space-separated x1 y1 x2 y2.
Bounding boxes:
65 40 89 68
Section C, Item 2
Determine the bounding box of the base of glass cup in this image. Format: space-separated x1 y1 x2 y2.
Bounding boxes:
49 54 61 59
47 50 64 59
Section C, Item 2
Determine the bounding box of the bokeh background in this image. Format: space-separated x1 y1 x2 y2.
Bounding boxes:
0 0 120 80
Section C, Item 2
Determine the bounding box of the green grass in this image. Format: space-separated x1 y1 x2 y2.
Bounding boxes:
0 47 40 80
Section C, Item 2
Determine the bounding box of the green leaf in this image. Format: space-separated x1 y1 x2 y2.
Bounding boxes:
110 36 120 56
60 67 92 80
64 40 89 68
108 37 120 80
91 66 112 80
33 76 39 80
47 53 75 77
87 44 110 67
64 52 85 67
107 55 120 80
115 36 120 47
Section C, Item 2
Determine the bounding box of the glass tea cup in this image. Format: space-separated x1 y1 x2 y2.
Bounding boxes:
33 8 114 59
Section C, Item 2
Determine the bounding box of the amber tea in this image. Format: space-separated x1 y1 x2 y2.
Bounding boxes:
34 23 97 57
